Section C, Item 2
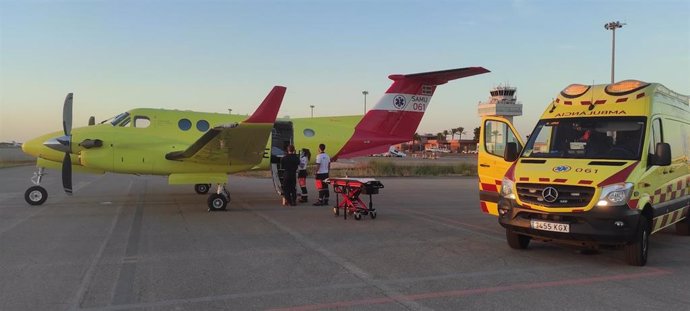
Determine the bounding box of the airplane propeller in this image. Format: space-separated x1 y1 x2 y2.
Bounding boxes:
62 93 73 195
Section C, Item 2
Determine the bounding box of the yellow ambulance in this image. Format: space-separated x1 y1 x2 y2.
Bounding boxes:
478 80 689 266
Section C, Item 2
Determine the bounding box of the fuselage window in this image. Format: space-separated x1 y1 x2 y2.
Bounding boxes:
303 128 315 137
133 116 151 128
196 120 210 132
178 118 192 131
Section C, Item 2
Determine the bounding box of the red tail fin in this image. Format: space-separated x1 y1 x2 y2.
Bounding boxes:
244 86 287 123
335 67 489 159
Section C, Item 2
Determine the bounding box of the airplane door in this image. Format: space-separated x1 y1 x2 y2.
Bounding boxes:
478 116 523 215
270 121 294 195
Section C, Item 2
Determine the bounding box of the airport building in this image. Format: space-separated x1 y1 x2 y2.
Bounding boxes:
477 85 523 122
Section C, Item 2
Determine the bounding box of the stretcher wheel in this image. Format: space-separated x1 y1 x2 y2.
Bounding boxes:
333 207 339 216
354 212 362 220
370 211 377 219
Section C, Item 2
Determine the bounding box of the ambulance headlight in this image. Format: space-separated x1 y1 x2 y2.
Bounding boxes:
501 177 516 200
596 183 634 207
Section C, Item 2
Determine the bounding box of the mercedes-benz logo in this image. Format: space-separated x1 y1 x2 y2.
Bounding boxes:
542 187 559 203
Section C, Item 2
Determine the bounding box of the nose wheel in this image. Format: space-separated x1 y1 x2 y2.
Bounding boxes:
194 183 211 194
25 167 48 206
207 184 231 211
25 185 48 205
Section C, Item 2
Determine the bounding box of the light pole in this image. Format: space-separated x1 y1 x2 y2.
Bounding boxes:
310 105 315 118
605 21 625 83
362 90 369 114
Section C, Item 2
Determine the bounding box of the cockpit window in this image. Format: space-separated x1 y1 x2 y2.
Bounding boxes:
108 112 130 126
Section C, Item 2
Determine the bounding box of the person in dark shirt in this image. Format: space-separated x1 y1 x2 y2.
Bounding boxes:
280 145 300 206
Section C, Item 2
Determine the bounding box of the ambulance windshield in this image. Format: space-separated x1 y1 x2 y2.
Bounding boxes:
521 117 646 160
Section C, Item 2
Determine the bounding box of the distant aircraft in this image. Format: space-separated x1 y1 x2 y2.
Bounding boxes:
21 67 489 210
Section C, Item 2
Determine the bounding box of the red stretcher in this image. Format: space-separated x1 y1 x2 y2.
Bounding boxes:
326 177 384 220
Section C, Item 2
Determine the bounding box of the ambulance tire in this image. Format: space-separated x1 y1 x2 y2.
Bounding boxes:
624 215 649 266
208 194 228 211
195 184 211 194
676 216 690 236
506 228 530 249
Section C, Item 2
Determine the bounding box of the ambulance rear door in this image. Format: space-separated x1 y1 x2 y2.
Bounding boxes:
478 116 524 215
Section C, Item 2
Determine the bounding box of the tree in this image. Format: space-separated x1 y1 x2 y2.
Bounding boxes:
442 130 449 141
456 126 465 140
413 132 422 151
473 127 481 141
450 128 458 140
436 132 445 144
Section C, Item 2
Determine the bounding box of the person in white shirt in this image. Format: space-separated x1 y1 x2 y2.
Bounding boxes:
297 148 311 203
313 143 331 206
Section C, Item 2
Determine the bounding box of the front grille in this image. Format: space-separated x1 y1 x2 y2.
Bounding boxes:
516 183 595 207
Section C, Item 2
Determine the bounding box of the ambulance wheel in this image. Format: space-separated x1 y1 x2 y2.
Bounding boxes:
195 184 211 194
370 211 377 219
506 228 530 249
25 186 47 206
624 215 649 266
354 212 362 221
333 207 339 216
676 217 690 236
208 194 228 211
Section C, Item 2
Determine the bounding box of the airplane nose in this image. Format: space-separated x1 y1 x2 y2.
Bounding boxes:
43 135 71 153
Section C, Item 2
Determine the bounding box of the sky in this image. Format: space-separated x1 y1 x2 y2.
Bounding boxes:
1 0 689 142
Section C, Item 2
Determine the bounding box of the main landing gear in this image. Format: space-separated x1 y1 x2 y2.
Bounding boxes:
25 167 48 206
207 184 231 212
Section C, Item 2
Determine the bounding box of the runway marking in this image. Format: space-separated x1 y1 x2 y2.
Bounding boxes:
111 180 147 306
402 208 504 242
267 268 672 311
0 179 102 236
241 200 433 311
67 180 135 311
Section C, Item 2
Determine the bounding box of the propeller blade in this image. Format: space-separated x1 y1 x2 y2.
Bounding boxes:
62 153 73 195
63 93 73 137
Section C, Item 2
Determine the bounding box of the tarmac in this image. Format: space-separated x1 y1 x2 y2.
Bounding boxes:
1 165 689 311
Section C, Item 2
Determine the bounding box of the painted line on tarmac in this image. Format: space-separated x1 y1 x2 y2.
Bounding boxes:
266 268 672 311
111 180 147 306
67 180 135 311
0 178 103 236
241 200 433 311
402 208 504 242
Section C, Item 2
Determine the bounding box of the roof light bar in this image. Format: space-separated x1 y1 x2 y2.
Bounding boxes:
560 84 590 98
605 80 650 96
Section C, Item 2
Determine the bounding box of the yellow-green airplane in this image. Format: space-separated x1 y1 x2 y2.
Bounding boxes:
21 67 489 210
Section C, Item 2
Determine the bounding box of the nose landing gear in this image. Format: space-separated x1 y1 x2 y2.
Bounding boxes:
25 167 48 205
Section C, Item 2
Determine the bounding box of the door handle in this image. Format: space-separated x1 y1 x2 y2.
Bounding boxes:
480 164 490 168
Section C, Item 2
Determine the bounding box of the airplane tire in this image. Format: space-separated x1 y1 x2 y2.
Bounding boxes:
208 194 228 211
354 212 362 221
25 186 48 206
506 228 530 249
370 211 377 219
195 184 211 194
624 215 649 266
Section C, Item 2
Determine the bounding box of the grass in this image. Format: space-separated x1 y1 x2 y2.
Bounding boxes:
237 160 476 178
333 160 476 177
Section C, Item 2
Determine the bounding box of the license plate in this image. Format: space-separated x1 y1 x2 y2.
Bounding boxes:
530 220 570 233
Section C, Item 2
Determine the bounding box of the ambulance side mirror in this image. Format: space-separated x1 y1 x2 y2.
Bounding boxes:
504 142 520 162
653 143 671 166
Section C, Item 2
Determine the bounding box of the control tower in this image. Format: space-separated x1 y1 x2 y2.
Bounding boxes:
477 85 523 122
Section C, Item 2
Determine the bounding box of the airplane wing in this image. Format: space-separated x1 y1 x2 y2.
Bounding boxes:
165 86 286 167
